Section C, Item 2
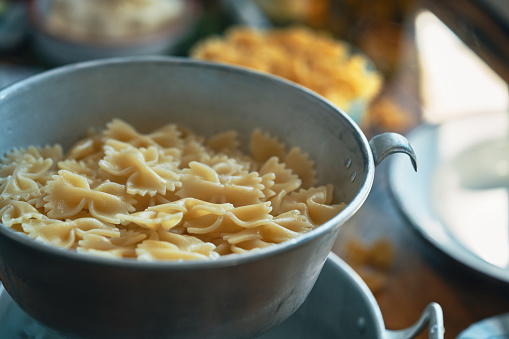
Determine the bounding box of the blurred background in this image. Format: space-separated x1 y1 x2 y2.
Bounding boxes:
1 0 509 338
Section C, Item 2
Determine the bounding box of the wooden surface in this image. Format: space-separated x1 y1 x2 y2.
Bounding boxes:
332 160 509 339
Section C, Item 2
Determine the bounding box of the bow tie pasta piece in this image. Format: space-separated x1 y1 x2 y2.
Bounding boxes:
269 210 314 233
278 185 346 226
179 137 209 168
259 157 301 197
0 158 53 201
229 238 275 254
205 131 258 170
137 232 219 261
223 228 263 245
1 145 63 167
27 191 49 209
92 181 138 219
99 144 181 196
305 186 346 225
129 190 180 211
77 230 148 259
178 198 233 218
284 147 317 189
0 200 49 232
206 130 240 155
117 198 235 233
259 220 303 243
58 159 98 178
184 214 228 236
0 145 63 201
179 199 236 235
202 154 252 177
116 204 186 231
43 170 135 223
222 229 269 256
105 119 183 149
22 217 120 249
224 202 273 228
184 202 271 236
65 134 105 172
221 207 302 251
182 160 219 183
259 172 276 200
250 129 286 163
177 162 265 206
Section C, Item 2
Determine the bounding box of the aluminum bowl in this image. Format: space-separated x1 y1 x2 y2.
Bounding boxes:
0 253 444 338
0 57 416 339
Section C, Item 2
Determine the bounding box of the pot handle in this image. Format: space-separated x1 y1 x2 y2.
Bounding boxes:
384 302 444 339
369 132 417 171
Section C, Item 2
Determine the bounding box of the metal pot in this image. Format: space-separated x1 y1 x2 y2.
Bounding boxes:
0 254 444 338
0 57 417 339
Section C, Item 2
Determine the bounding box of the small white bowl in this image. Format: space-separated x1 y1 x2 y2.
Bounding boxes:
28 0 201 65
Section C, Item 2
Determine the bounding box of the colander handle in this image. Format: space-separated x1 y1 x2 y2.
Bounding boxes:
369 132 417 171
384 302 445 339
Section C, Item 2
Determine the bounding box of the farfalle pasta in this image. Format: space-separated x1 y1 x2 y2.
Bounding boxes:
0 119 346 261
191 26 382 114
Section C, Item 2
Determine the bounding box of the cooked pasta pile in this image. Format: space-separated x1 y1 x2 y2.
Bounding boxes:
0 119 345 261
191 26 382 114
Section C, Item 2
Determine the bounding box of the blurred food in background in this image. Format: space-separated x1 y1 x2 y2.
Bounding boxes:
254 0 417 78
364 96 413 133
245 0 420 134
191 26 383 125
342 238 395 294
0 0 420 133
45 0 184 41
28 0 201 65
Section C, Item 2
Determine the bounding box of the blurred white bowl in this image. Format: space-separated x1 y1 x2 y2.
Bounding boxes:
28 0 201 65
389 111 509 283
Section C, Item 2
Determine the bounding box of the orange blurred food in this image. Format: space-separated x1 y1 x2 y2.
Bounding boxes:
191 26 382 116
